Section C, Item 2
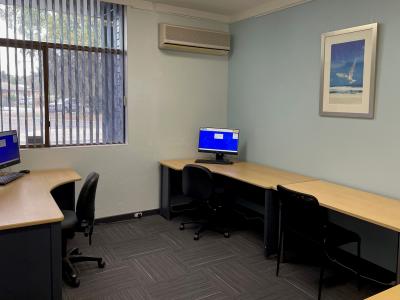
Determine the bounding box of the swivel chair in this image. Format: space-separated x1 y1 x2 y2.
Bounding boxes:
62 172 105 287
179 164 230 240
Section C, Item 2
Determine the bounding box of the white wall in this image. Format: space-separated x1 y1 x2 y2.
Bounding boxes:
228 0 400 270
18 7 228 218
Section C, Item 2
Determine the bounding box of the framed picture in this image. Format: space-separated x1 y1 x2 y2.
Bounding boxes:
320 23 378 118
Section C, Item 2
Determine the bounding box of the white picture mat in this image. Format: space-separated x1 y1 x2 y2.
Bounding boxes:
322 29 373 114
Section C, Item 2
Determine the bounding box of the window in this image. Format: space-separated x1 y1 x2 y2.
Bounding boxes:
0 0 125 147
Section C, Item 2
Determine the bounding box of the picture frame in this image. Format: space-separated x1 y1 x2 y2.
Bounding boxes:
320 23 378 119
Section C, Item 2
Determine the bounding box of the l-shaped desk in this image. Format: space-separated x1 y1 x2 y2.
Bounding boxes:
160 159 314 257
160 159 400 285
0 169 81 299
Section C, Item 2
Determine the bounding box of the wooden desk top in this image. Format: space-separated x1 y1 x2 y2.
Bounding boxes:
0 169 81 231
366 285 400 299
160 159 314 190
283 180 400 232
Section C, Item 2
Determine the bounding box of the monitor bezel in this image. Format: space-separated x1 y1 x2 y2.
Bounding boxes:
197 127 240 156
0 130 21 169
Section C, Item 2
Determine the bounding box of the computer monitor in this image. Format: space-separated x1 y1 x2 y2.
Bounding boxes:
0 130 21 170
197 127 239 164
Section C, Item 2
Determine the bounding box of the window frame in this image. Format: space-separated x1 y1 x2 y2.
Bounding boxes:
0 5 127 148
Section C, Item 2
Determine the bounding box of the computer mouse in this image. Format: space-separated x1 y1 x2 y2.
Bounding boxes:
19 169 31 174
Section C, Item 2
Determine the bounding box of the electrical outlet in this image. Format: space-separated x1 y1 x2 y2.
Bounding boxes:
133 212 143 218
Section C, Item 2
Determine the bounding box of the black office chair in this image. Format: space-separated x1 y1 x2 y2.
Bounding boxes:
62 172 105 287
179 164 230 240
276 185 361 300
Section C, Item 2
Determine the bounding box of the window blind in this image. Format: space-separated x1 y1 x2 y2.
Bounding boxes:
0 0 125 146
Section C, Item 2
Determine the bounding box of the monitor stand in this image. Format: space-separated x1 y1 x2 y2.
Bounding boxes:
195 153 233 165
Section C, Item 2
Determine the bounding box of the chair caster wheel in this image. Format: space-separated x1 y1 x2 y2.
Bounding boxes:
194 234 199 240
98 260 106 268
179 224 184 230
65 273 80 287
224 232 230 238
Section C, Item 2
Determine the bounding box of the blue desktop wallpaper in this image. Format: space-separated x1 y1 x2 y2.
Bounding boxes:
0 133 20 165
198 129 239 153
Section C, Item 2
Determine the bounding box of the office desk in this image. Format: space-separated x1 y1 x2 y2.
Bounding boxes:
160 159 314 255
0 169 81 299
366 285 400 299
282 180 400 284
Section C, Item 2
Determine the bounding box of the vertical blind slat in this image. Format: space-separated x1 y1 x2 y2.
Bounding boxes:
116 4 123 143
37 0 44 144
87 0 93 144
13 0 20 138
59 0 66 145
80 0 86 144
93 0 99 144
110 3 115 143
29 0 36 146
106 3 112 144
5 0 12 131
51 0 58 145
73 0 79 144
66 0 73 144
100 2 106 144
21 0 29 145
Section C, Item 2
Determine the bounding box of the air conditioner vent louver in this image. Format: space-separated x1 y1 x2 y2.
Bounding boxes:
159 23 230 56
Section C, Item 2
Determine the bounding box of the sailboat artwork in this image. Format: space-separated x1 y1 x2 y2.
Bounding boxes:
329 39 365 105
320 23 377 118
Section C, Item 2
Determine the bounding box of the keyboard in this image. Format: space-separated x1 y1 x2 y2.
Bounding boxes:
0 172 25 185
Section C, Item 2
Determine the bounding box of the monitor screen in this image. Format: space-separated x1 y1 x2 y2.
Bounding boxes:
198 128 239 154
0 130 21 169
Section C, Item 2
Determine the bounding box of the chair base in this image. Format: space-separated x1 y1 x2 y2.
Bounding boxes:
63 247 105 288
180 221 230 240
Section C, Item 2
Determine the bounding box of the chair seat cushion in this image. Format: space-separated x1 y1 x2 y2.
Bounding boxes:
62 210 78 231
326 223 360 247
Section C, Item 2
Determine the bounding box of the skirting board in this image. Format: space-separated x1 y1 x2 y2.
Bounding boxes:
95 209 160 224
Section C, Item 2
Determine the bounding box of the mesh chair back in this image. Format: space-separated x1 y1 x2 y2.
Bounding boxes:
182 164 214 202
277 185 327 240
76 172 100 225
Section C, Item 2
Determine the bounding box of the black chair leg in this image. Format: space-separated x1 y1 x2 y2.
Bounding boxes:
276 229 284 277
68 247 82 256
180 220 204 230
70 255 106 268
194 224 208 240
63 257 80 287
357 240 361 290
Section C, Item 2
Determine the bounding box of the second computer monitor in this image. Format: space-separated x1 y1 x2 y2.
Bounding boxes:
198 127 239 163
0 130 21 170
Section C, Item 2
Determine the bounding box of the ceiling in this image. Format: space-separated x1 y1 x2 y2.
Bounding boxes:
149 0 312 23
153 0 270 16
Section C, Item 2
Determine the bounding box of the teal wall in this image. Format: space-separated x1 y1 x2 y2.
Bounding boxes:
228 0 400 271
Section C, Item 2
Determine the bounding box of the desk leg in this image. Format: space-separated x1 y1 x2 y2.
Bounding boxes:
397 233 400 284
264 189 279 257
160 165 171 220
51 223 62 300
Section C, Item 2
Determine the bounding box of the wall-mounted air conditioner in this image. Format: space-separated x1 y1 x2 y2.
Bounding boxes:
159 23 230 56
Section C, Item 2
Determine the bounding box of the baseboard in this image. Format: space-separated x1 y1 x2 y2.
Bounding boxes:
95 209 160 224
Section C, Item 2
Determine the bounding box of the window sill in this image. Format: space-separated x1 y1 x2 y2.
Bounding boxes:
20 143 129 151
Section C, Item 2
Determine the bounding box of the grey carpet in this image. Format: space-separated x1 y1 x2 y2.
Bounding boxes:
62 215 384 300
